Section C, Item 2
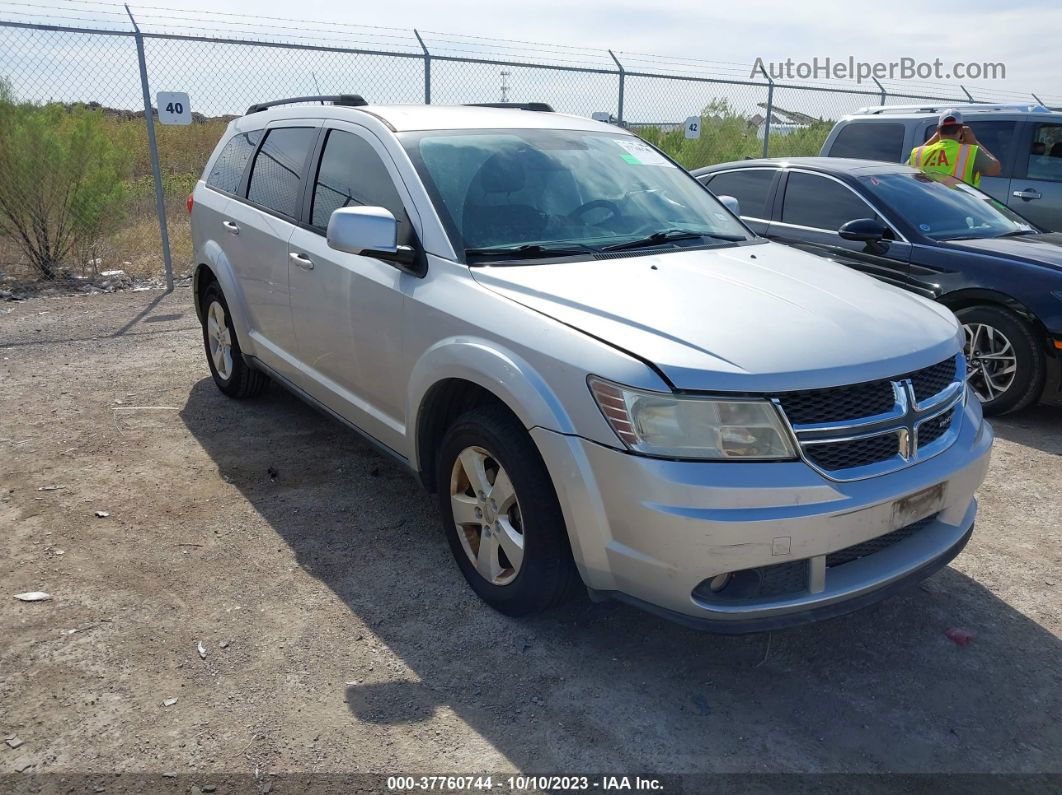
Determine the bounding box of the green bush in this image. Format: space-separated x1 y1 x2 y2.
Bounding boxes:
634 99 832 169
0 83 131 279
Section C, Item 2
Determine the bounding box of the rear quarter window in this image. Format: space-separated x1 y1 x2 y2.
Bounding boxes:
703 169 775 218
205 131 260 194
828 123 906 162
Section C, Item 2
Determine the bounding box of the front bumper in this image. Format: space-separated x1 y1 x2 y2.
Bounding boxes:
531 396 993 632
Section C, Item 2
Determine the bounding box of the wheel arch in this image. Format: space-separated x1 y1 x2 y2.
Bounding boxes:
192 263 217 323
408 340 581 493
938 287 1041 327
191 242 255 358
937 288 1051 349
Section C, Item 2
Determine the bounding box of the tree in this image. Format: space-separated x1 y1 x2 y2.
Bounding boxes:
0 85 129 279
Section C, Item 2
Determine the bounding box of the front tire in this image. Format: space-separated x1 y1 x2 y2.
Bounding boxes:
436 405 580 616
956 305 1043 415
200 281 269 399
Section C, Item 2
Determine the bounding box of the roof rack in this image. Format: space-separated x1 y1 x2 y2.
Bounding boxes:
464 102 554 112
854 102 1049 116
246 94 368 114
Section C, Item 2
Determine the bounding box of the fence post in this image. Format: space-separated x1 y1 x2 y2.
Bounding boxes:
608 50 624 125
414 29 430 104
873 77 887 106
759 65 774 158
125 5 173 291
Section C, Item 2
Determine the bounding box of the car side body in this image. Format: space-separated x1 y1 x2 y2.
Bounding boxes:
694 157 1062 414
190 102 992 632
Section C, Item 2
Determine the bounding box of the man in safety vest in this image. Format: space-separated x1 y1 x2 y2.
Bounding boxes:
907 109 1001 187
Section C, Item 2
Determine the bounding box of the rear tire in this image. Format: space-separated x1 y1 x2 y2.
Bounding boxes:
956 305 1043 415
200 281 269 399
435 405 580 616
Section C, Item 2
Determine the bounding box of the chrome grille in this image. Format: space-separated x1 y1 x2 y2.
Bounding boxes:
910 358 958 404
774 354 966 480
917 407 956 447
776 379 895 425
805 433 899 471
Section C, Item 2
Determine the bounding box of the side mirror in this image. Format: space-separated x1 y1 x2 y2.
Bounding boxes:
839 218 888 242
327 206 399 256
717 195 741 217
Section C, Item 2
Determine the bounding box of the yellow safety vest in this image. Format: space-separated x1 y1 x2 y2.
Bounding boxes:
907 139 981 186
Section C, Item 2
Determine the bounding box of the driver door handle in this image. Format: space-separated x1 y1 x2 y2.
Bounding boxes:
222 220 240 234
1012 188 1042 201
289 252 314 270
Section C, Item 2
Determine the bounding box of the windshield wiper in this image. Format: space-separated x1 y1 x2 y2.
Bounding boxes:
464 243 597 262
947 228 1039 241
600 229 742 252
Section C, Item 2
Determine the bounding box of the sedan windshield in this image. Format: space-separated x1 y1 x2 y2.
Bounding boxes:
400 129 750 259
858 171 1037 241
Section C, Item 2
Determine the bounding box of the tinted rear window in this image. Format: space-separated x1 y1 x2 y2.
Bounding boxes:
966 120 1016 173
247 127 317 218
781 172 877 230
829 123 905 162
205 132 260 193
703 169 774 218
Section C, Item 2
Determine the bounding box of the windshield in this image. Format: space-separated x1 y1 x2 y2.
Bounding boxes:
400 129 751 259
858 171 1037 241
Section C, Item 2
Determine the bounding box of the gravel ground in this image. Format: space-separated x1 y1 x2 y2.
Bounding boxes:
1 286 1060 782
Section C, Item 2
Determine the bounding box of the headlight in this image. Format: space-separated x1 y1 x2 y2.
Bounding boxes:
588 376 797 460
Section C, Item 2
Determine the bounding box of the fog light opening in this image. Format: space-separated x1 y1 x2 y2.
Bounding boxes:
708 573 732 593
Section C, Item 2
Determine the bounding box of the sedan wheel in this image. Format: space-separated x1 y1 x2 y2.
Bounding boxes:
449 446 524 586
963 321 1017 403
955 305 1043 415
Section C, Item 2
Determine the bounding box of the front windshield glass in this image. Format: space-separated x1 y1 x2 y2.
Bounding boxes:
858 171 1037 241
400 129 750 258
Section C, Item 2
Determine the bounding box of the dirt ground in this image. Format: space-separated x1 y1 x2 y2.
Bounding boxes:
1 286 1060 784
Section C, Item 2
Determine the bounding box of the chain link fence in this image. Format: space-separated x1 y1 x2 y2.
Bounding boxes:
0 8 1056 287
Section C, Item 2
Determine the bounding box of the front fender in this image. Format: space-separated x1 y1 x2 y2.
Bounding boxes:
407 336 582 472
195 240 257 361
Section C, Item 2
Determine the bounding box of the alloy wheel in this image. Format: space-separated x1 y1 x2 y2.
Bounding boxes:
963 321 1017 403
206 300 234 381
449 446 524 586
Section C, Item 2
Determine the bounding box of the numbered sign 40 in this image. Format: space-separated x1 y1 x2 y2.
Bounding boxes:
157 92 191 125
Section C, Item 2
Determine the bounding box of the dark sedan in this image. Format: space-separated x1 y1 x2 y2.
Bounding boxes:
693 158 1062 415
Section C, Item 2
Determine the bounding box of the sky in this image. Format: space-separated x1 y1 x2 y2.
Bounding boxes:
180 0 1062 102
1 0 1060 116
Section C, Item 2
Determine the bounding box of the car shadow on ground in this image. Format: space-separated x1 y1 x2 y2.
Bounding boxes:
991 403 1062 455
180 379 1061 773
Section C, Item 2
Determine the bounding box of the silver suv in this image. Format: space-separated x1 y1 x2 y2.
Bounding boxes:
190 96 993 632
821 103 1062 230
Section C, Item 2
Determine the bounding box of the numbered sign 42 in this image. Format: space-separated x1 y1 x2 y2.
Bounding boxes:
157 92 191 125
684 116 700 139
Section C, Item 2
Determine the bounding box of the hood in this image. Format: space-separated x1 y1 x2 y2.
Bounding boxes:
471 242 961 392
941 232 1062 270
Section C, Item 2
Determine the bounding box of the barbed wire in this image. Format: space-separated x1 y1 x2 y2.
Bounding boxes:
1 0 1060 104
